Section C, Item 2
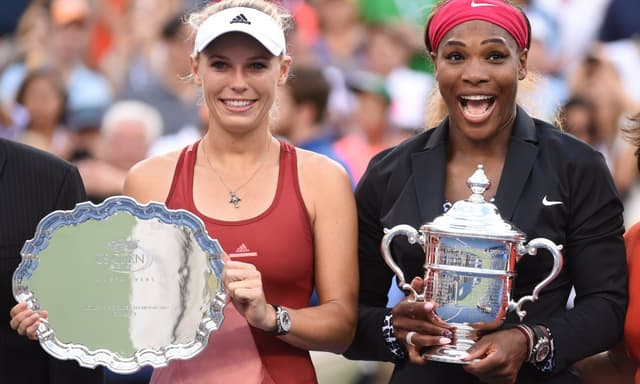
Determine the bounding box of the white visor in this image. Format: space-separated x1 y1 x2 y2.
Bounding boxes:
193 7 286 56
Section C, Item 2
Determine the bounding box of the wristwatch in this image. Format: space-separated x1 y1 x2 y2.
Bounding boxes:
270 304 291 335
529 325 551 364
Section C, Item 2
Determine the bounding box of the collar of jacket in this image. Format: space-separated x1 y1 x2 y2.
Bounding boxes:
412 105 540 221
422 105 539 150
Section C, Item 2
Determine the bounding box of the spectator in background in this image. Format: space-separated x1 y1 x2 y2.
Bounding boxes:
274 65 332 146
532 0 610 81
333 70 409 184
311 0 366 128
98 0 185 96
77 100 162 203
46 0 113 119
312 0 366 73
280 0 320 67
65 103 106 168
5 1 50 74
558 97 598 146
14 68 72 159
517 10 568 123
568 52 638 165
356 0 433 26
122 12 200 137
364 23 434 132
148 102 207 158
0 0 34 72
568 50 640 212
0 0 113 133
0 1 49 99
273 64 352 185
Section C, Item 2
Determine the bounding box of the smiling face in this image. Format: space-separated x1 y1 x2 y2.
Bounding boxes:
431 20 527 143
191 32 290 135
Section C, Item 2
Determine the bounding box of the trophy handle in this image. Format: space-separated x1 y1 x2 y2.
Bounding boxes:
381 225 426 302
508 238 564 320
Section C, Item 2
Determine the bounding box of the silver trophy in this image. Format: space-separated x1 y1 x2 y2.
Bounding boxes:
381 165 563 364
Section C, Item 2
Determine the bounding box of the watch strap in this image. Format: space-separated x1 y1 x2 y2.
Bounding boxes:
265 304 280 335
529 325 553 368
266 304 290 336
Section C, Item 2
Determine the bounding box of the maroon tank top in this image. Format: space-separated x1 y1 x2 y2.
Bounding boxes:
165 140 317 383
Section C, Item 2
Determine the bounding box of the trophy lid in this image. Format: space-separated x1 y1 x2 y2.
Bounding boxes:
424 165 525 241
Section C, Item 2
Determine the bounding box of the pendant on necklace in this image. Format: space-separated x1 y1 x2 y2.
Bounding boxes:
229 191 241 208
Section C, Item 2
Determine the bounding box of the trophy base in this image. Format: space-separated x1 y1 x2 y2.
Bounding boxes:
421 324 480 364
422 344 476 364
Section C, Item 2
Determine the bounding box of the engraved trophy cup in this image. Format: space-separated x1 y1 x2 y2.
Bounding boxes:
381 165 563 364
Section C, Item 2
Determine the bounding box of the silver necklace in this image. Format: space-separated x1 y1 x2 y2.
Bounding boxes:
201 137 271 208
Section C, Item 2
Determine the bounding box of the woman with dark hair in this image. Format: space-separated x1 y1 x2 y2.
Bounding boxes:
558 96 598 145
344 0 627 383
15 68 72 158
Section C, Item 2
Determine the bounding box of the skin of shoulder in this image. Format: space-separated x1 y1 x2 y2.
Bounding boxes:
123 150 182 204
295 147 353 218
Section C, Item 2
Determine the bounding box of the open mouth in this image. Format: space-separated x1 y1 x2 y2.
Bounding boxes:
458 95 496 121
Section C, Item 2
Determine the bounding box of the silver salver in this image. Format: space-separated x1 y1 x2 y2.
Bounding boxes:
12 196 226 373
382 165 563 364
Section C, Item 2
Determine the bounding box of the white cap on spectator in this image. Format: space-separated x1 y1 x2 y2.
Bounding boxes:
193 7 286 56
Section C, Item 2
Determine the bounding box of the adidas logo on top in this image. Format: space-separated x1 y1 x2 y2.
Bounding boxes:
235 243 250 253
230 13 251 25
229 243 257 258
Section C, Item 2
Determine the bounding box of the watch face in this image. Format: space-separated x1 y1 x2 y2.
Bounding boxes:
280 310 292 332
534 342 550 363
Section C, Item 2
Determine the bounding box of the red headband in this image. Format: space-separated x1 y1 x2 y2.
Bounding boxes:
427 0 529 53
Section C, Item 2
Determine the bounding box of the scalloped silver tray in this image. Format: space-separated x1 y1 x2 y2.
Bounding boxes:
12 196 226 373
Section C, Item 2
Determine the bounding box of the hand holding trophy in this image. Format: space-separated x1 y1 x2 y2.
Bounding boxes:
381 165 563 364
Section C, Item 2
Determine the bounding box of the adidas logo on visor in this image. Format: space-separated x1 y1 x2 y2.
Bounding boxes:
230 13 251 24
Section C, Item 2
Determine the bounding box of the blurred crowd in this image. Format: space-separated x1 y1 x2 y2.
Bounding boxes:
1 0 639 216
0 0 639 382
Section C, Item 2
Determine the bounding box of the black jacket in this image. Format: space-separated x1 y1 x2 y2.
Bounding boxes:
0 139 104 383
344 108 628 383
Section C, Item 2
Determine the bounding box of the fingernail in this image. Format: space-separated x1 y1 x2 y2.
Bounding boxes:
439 337 451 344
442 330 453 339
424 302 434 311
